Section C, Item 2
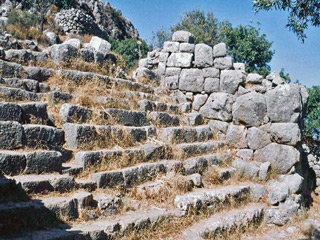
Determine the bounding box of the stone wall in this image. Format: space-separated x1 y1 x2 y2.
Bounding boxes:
139 30 311 188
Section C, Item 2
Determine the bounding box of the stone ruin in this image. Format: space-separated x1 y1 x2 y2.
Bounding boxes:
0 29 318 239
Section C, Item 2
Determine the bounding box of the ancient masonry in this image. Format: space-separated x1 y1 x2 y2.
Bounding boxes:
0 30 316 239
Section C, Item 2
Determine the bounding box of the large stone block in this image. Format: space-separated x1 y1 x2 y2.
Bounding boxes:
246 73 263 84
172 31 194 43
179 69 204 92
87 36 111 58
193 94 208 111
203 67 219 78
19 102 49 124
51 43 78 63
266 84 303 123
214 57 233 70
199 93 234 121
254 143 300 174
204 78 219 93
59 104 92 123
163 41 180 53
270 123 301 146
0 121 24 150
213 43 227 58
0 103 22 122
24 151 62 174
179 43 195 53
226 124 248 148
0 151 26 175
91 170 124 188
194 44 213 67
220 70 245 94
166 53 193 68
232 92 267 127
23 125 64 149
247 127 271 150
63 123 98 149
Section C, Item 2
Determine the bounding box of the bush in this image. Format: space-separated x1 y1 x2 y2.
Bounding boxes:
6 9 48 43
109 37 150 70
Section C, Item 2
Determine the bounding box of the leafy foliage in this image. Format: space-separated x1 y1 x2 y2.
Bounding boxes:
305 86 320 140
253 0 320 42
7 9 39 28
109 37 150 70
220 22 274 76
53 0 74 9
152 9 274 76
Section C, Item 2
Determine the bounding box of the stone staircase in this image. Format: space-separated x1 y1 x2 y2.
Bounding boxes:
0 31 311 239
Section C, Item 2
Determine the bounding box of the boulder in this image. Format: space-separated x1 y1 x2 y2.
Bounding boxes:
220 70 245 94
193 94 208 111
172 31 194 43
233 63 245 71
232 92 267 127
208 120 229 134
246 73 263 84
232 158 259 179
166 53 193 68
179 69 204 92
270 123 301 146
279 174 304 194
226 124 248 148
236 149 253 161
246 127 271 150
254 143 300 174
267 72 285 86
266 84 303 123
64 38 81 49
213 43 226 58
267 179 290 205
44 30 58 46
51 43 78 63
199 93 234 121
87 36 111 58
194 44 213 67
258 162 271 180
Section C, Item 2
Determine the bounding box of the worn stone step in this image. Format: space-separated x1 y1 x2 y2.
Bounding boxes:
0 102 51 124
5 207 179 239
159 125 214 144
63 123 154 150
101 108 149 126
182 154 223 175
4 49 48 64
11 174 76 194
0 77 50 93
0 86 40 101
75 143 171 170
138 99 180 114
181 205 264 240
148 111 180 127
174 184 251 212
0 200 57 236
0 150 63 175
59 69 154 94
91 161 179 188
175 141 224 159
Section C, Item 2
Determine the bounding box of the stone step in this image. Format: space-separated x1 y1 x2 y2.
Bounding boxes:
0 121 64 150
75 143 172 170
91 160 180 188
147 111 180 127
159 125 214 144
182 154 223 175
101 108 149 126
37 191 122 222
0 200 57 236
11 174 76 194
181 205 264 240
4 49 48 64
174 184 251 212
63 123 154 150
0 77 50 93
175 141 224 159
0 150 63 175
59 69 154 94
138 99 180 114
5 207 179 239
0 86 40 101
0 102 51 125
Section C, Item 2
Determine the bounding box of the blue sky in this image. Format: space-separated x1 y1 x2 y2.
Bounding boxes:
108 0 320 87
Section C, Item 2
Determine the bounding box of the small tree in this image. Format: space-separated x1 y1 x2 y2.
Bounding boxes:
253 0 320 42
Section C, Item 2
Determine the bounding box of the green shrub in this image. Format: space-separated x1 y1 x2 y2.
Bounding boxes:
109 37 150 70
8 9 39 28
